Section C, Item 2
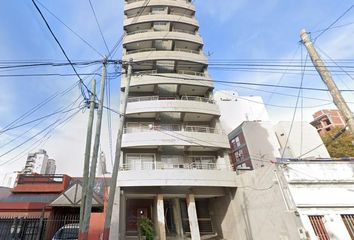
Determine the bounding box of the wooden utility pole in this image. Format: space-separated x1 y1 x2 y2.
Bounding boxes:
102 59 133 240
300 29 354 135
80 57 108 240
79 79 96 234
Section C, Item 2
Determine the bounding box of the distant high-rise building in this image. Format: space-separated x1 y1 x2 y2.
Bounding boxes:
214 90 270 134
22 149 56 175
310 109 346 135
46 159 56 175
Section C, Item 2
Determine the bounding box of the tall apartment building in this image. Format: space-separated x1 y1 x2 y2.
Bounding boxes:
310 109 346 135
22 149 56 175
111 1 237 239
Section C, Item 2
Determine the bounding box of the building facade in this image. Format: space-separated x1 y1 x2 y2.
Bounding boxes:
310 109 346 136
214 91 270 134
228 121 281 170
275 121 331 159
111 1 236 239
228 159 354 240
22 149 56 175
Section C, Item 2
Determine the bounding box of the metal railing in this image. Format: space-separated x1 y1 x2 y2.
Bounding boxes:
127 28 198 36
181 96 215 103
124 124 220 134
175 48 200 54
127 95 214 103
0 215 79 240
177 70 206 76
121 161 233 171
127 48 156 54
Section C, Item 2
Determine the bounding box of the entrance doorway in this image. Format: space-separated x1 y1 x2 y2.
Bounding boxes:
126 199 153 236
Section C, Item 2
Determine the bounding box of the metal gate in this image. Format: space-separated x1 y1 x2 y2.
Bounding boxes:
309 215 330 240
342 214 354 239
0 215 79 240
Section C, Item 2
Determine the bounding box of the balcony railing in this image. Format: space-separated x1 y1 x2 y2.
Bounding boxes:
127 95 214 103
121 162 233 171
127 28 197 36
124 124 220 134
126 47 202 55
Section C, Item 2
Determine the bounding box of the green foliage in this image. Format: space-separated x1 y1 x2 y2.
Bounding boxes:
321 127 354 158
138 217 154 240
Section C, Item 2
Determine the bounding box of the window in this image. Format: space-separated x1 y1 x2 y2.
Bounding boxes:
234 149 244 163
231 136 242 149
126 154 155 170
308 216 330 240
341 215 354 239
235 136 241 147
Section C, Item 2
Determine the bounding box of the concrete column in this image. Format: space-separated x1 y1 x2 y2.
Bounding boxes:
119 194 126 240
186 194 200 240
172 198 184 238
109 187 121 240
156 194 166 240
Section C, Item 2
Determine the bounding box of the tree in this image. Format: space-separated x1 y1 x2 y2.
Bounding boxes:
321 127 354 158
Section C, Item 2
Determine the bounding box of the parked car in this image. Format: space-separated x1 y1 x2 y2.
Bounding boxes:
52 224 79 240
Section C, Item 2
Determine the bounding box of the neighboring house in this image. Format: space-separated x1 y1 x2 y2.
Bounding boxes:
0 174 109 240
228 121 281 170
111 1 237 239
214 90 270 134
275 121 331 159
310 109 346 136
217 159 354 240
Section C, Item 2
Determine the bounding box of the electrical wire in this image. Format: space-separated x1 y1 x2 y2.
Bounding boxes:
88 0 110 54
313 4 354 41
0 107 81 134
281 48 308 159
34 0 103 58
31 0 92 100
148 73 354 92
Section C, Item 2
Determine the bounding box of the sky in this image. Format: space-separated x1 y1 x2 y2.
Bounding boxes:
0 0 354 180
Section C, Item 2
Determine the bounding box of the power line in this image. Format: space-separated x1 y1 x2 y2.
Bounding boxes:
149 73 354 92
31 0 91 100
0 108 83 167
281 49 308 159
0 107 82 134
88 0 110 54
34 0 103 58
0 107 83 160
313 4 354 41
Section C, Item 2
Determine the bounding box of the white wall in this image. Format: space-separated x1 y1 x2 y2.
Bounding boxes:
242 121 281 168
214 91 270 134
274 121 330 159
230 160 354 240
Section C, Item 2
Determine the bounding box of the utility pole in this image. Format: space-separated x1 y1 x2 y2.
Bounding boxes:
79 79 96 235
102 59 133 240
80 57 108 240
300 29 354 135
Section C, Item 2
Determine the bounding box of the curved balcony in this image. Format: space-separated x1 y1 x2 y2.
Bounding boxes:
121 72 213 89
117 162 236 187
126 96 220 116
123 30 203 46
124 14 198 28
122 49 207 65
122 124 229 149
125 0 195 12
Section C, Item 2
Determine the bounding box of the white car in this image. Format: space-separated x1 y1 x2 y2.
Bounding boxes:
52 224 79 240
